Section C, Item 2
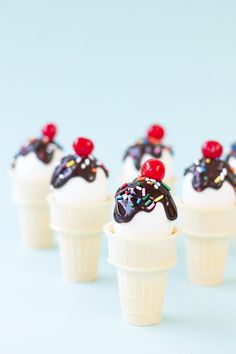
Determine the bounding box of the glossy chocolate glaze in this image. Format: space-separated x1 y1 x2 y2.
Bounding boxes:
114 177 177 223
12 137 62 166
184 157 236 192
123 139 173 170
51 154 109 188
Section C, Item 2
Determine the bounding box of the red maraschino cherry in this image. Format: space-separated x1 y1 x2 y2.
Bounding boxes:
42 123 57 141
73 137 94 157
147 124 165 143
141 159 165 181
202 140 223 159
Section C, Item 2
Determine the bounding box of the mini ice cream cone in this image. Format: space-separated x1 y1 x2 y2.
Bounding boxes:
121 124 176 188
10 123 63 249
48 136 111 282
180 140 236 286
48 195 111 282
104 222 178 326
11 172 53 249
180 203 236 285
105 159 178 325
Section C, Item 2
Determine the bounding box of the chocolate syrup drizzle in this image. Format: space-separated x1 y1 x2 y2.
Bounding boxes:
226 142 236 166
51 154 109 188
184 157 236 192
12 137 62 166
123 139 173 170
114 178 177 223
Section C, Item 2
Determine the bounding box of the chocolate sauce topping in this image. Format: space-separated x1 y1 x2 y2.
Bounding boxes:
123 139 173 170
226 142 236 166
114 177 177 224
12 137 62 166
184 157 236 192
51 154 109 188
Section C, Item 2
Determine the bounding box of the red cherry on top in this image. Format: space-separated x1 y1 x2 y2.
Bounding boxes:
202 140 223 159
147 124 165 143
42 123 57 141
141 159 165 181
73 137 94 158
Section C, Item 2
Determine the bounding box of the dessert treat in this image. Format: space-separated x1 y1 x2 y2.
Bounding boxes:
122 124 175 187
11 123 63 248
48 137 111 282
226 142 236 174
104 159 178 326
180 140 236 285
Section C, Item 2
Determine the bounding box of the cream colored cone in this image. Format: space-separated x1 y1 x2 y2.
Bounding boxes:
186 235 228 285
59 232 101 282
117 269 168 325
179 202 236 286
10 172 53 249
48 194 112 282
104 222 178 326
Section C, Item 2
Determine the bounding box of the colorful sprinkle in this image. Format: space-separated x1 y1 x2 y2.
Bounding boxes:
206 158 211 164
142 193 150 201
66 160 75 168
91 167 97 173
154 195 164 203
136 186 142 191
136 198 142 205
145 199 152 206
147 202 155 210
138 177 146 181
214 176 221 184
116 195 122 200
130 203 134 208
161 182 171 191
142 188 146 197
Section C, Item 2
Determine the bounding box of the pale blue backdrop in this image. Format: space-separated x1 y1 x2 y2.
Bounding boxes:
0 1 236 354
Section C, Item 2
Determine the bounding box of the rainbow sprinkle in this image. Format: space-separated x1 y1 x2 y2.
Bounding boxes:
154 195 164 203
136 198 142 205
214 176 221 184
145 199 152 206
66 160 75 168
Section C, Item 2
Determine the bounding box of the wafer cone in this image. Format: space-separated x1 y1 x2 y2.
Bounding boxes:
179 202 236 285
10 172 53 249
48 194 111 282
104 222 178 326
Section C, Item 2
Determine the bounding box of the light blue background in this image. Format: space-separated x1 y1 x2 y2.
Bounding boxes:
0 1 236 353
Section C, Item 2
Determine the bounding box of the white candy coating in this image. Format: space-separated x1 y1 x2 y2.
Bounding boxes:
182 173 236 208
14 148 63 182
52 168 109 204
114 202 175 238
122 150 173 182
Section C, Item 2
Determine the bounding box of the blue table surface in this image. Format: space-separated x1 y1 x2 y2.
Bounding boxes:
1 224 236 354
